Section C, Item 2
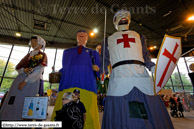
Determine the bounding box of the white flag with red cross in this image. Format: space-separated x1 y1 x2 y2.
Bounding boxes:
154 34 182 94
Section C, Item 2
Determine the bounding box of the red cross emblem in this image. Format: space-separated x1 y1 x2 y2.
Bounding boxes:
117 34 136 48
157 43 179 87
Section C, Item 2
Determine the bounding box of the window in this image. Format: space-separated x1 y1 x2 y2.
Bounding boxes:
0 44 13 76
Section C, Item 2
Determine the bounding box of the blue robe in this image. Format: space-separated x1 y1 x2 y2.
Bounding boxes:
59 46 100 92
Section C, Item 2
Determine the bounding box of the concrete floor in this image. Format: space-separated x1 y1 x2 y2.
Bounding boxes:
46 106 194 129
170 111 194 129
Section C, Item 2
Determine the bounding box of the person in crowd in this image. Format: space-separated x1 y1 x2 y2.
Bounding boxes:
51 89 58 99
189 95 194 109
169 97 176 105
177 99 184 117
99 94 103 112
183 95 190 111
55 92 84 129
102 94 106 111
73 89 86 123
0 91 9 110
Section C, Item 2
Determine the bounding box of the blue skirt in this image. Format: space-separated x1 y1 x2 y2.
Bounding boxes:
102 87 174 129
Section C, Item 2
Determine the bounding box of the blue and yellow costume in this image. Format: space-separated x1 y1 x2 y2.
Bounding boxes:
51 46 100 129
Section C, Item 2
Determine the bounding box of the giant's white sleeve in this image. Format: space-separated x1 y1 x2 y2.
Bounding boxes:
17 68 24 74
25 66 44 83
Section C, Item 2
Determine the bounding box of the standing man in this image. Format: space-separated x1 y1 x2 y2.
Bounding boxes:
73 89 87 122
51 30 100 129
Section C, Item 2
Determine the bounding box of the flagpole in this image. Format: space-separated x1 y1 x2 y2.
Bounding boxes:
102 8 107 84
181 47 194 57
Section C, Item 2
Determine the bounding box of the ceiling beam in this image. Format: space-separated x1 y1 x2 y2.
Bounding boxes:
1 3 91 29
0 27 76 41
0 35 98 49
1 3 112 35
0 27 100 44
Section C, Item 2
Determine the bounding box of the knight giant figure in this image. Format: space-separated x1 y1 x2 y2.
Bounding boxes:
101 10 174 129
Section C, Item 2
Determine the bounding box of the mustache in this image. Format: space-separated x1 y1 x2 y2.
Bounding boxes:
118 19 129 25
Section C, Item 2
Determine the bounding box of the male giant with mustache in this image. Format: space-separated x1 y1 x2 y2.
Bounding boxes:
51 30 101 129
101 10 174 129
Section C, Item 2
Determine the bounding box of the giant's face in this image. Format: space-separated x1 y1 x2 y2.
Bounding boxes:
96 45 101 55
31 39 38 49
77 32 88 46
113 10 131 30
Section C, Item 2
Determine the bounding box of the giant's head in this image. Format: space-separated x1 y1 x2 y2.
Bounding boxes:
29 35 46 50
113 10 131 31
77 30 88 46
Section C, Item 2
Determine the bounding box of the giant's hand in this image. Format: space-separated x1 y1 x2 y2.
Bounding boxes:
24 68 33 74
92 65 100 72
18 81 26 90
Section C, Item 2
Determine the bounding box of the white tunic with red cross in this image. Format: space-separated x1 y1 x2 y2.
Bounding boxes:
107 30 155 96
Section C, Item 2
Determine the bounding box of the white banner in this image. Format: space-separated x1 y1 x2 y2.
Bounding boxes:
1 121 62 128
